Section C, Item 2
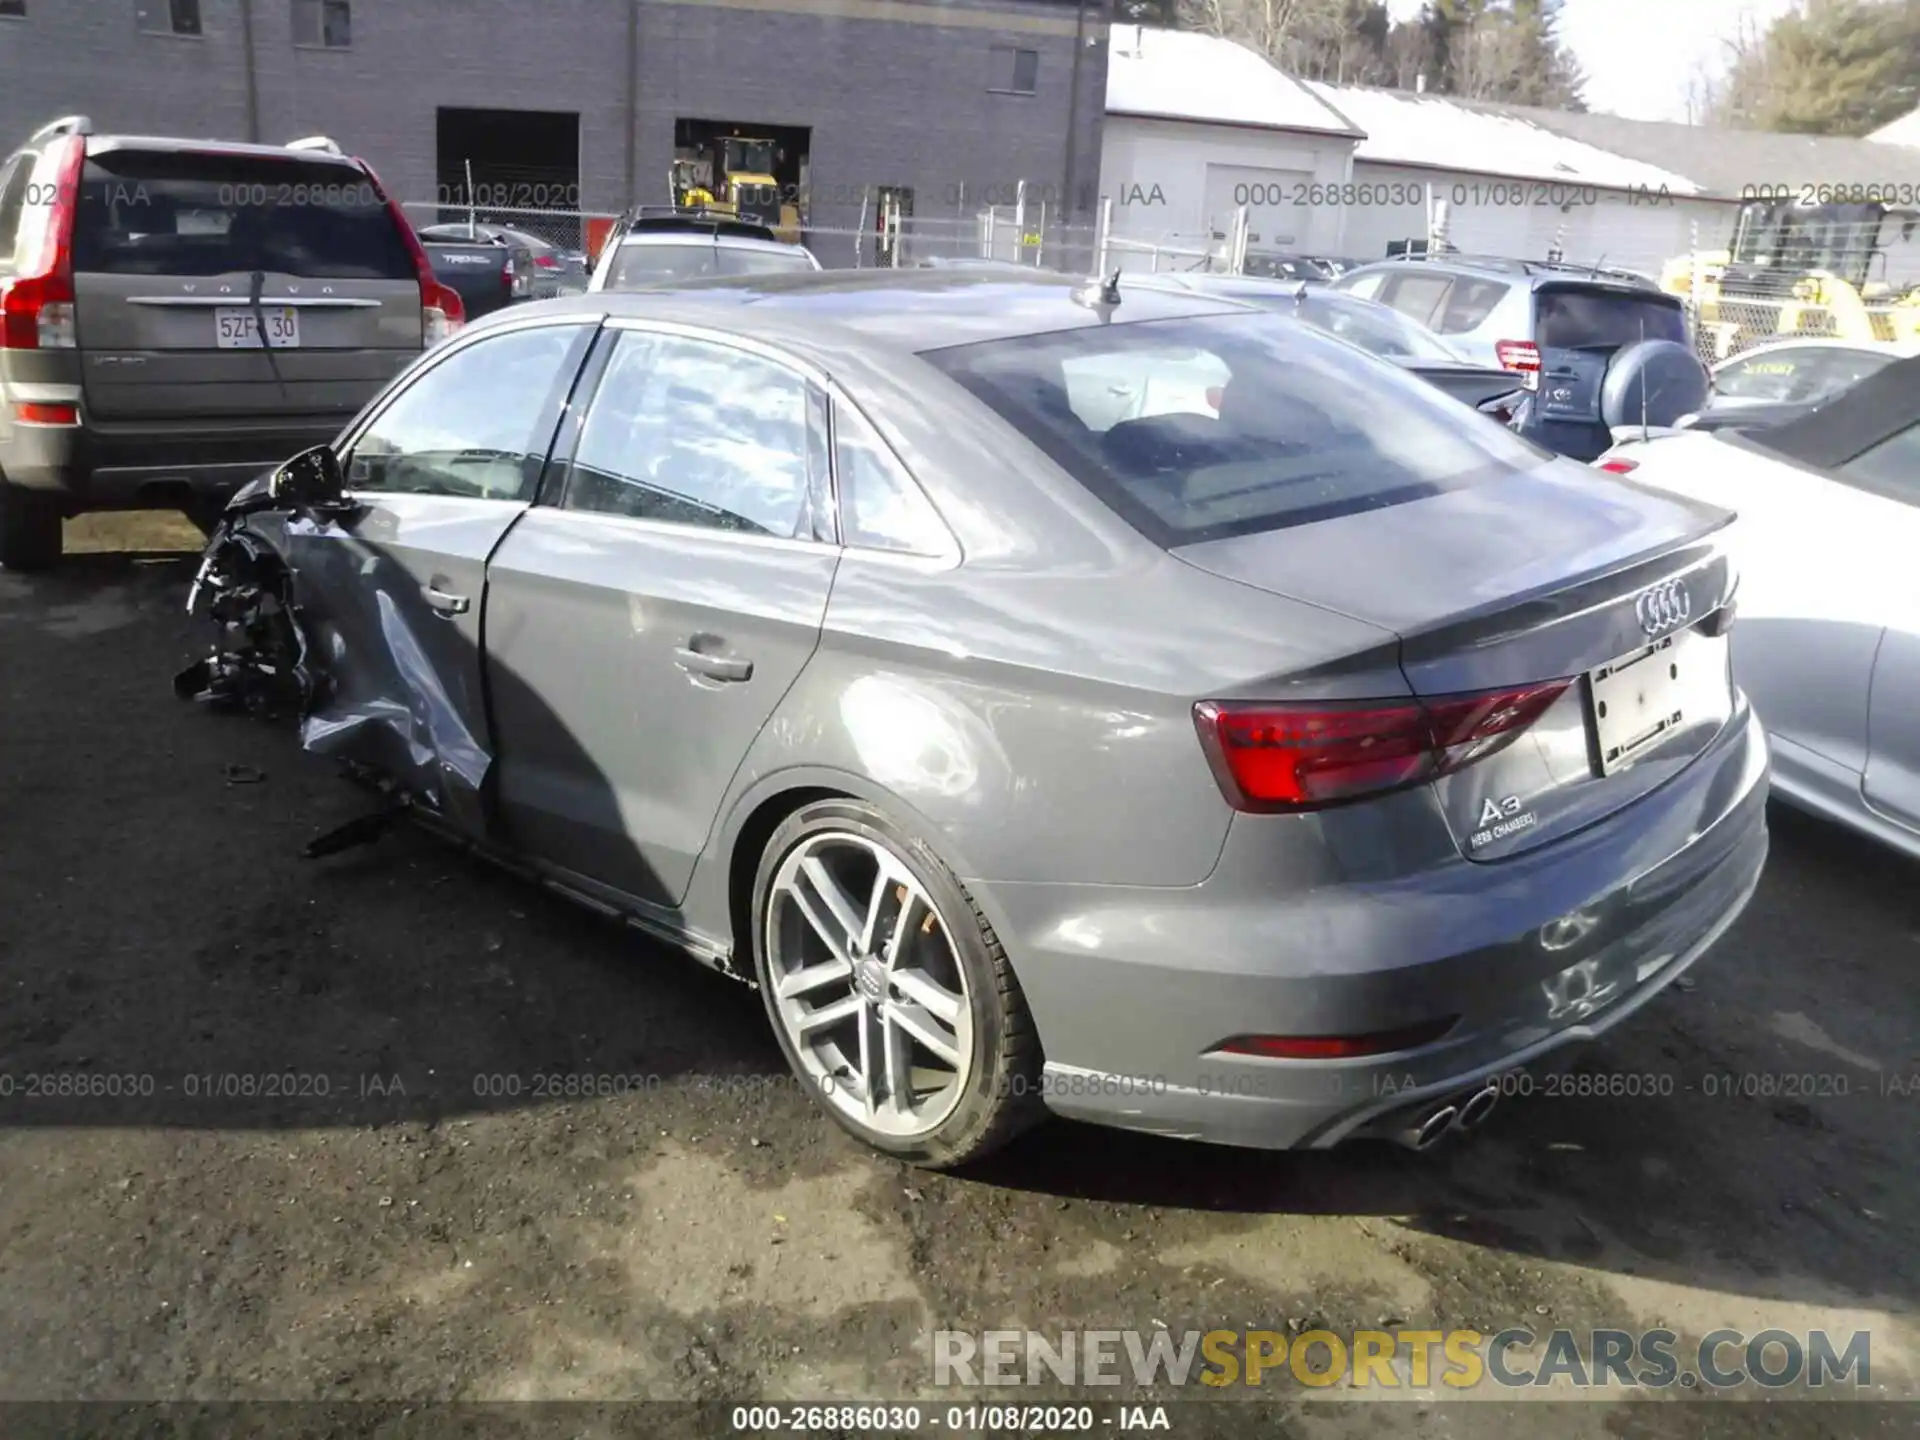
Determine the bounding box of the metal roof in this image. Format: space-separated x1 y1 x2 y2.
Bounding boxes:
1464 98 1920 201
1302 82 1704 196
1104 26 1362 139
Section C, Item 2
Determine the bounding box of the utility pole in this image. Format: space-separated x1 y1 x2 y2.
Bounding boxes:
239 0 261 143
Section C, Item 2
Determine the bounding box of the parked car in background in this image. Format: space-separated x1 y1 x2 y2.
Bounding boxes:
589 212 821 291
1595 353 1920 860
421 231 533 319
1240 252 1333 283
1708 337 1920 409
1137 273 1531 418
419 220 590 299
0 118 461 570
179 269 1765 1169
1333 254 1709 462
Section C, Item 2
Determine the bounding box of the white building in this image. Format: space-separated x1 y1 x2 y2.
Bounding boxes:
1100 25 1362 266
1100 27 1920 288
1303 82 1712 275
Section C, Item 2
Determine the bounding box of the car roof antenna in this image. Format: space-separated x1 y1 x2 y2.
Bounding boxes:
1590 253 1608 278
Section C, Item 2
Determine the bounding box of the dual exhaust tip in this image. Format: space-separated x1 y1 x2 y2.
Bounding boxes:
1394 1081 1500 1151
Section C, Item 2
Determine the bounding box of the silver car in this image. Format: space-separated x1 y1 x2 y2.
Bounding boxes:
179 270 1770 1169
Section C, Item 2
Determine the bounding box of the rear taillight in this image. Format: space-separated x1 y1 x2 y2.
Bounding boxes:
1194 681 1572 813
1596 458 1639 475
0 135 85 351
12 401 79 426
362 158 466 346
1494 339 1542 391
534 254 561 270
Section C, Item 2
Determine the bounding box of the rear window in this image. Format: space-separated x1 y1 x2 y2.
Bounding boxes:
925 312 1554 548
1534 286 1687 350
71 151 414 280
606 242 816 290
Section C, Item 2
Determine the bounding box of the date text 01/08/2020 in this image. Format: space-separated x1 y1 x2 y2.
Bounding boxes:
1229 181 1606 209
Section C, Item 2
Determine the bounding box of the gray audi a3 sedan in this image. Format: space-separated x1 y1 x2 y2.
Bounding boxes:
179 268 1770 1169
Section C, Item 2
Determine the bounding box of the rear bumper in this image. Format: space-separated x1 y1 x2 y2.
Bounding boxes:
977 702 1770 1150
0 413 343 512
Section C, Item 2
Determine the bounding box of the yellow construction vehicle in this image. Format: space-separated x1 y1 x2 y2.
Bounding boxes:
672 136 805 244
1662 195 1920 356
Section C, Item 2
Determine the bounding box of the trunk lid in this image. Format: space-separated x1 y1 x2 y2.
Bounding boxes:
1406 361 1531 411
70 147 423 423
1173 460 1741 861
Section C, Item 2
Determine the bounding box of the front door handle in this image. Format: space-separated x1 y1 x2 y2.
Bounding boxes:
422 584 470 616
674 646 753 683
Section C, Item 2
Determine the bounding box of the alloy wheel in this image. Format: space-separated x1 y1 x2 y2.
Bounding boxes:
764 830 974 1138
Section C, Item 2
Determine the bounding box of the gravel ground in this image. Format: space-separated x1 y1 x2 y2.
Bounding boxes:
1 524 1916 1439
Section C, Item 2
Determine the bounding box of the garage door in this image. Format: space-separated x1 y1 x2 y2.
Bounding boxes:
1204 164 1313 253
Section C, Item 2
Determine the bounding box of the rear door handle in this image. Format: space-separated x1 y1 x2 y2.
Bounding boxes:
674 646 753 683
422 584 470 616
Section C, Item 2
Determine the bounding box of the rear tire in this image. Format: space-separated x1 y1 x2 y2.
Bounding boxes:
750 798 1045 1169
0 482 64 572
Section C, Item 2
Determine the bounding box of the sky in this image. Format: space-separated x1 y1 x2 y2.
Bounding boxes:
1386 0 1800 122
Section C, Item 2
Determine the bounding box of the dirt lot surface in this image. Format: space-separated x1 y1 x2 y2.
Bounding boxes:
1 523 1917 1439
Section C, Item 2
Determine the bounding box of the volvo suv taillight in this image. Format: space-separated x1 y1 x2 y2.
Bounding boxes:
0 135 85 351
1193 682 1572 813
363 159 465 347
1494 339 1542 390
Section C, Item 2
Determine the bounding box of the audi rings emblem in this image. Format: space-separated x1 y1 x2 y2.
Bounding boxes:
1635 579 1692 637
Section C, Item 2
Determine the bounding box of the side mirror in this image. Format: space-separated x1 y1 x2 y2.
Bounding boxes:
269 444 350 511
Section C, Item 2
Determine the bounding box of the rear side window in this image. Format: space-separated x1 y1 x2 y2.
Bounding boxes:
1377 273 1453 327
1837 422 1920 505
1433 278 1509 335
1534 287 1688 350
927 312 1553 548
0 155 31 267
70 151 414 279
606 242 816 290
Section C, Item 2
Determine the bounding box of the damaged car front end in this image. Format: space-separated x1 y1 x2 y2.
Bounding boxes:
176 443 495 848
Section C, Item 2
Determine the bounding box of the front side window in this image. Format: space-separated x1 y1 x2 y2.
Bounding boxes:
563 331 820 538
1339 271 1386 301
344 325 585 500
605 242 816 290
833 402 953 555
928 311 1554 548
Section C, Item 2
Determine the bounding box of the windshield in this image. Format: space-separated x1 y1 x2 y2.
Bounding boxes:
1714 346 1897 403
724 139 777 174
606 243 816 289
926 312 1554 548
71 152 414 280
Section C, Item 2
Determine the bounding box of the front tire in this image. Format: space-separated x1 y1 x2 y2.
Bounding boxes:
0 481 63 571
751 798 1044 1168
